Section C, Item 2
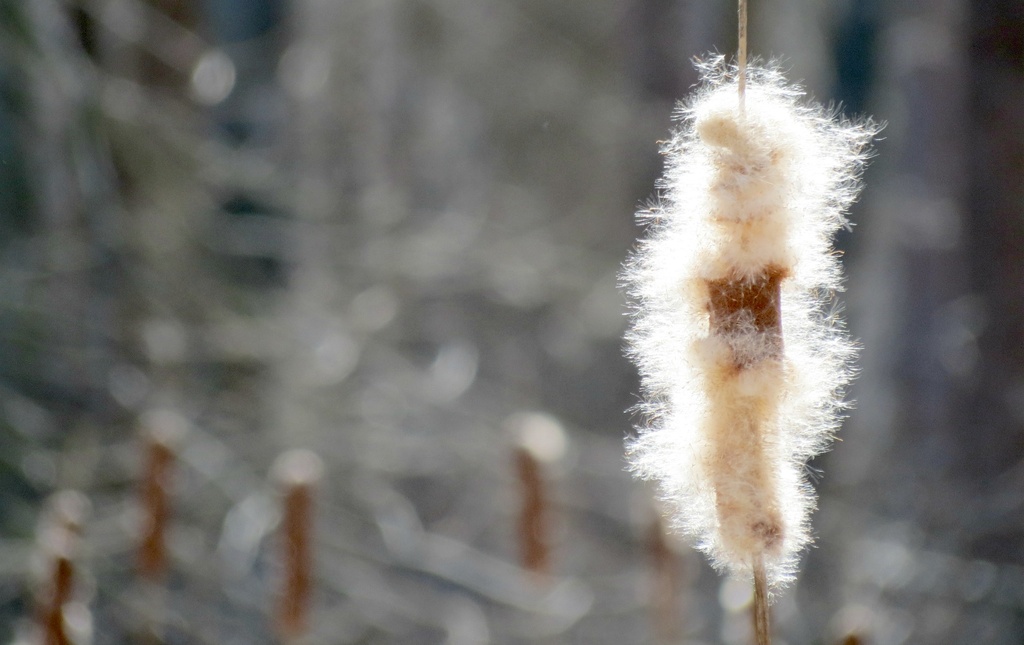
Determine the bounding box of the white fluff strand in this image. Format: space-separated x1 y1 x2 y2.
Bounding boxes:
624 58 874 588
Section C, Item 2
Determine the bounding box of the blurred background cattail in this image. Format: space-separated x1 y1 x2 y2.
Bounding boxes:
514 446 550 578
0 1 1022 644
272 449 323 643
33 491 91 645
137 412 184 583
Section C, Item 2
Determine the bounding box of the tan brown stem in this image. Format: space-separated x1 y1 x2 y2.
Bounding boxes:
515 447 549 576
753 556 771 645
738 0 748 111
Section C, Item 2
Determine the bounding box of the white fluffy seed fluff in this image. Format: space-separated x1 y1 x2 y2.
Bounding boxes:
624 59 874 587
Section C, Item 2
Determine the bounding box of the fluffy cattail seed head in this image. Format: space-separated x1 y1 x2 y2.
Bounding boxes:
624 58 875 587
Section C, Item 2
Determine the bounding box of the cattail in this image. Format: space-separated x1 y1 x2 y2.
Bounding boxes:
41 553 74 645
273 449 324 642
35 491 90 645
137 411 185 581
506 411 567 579
623 55 874 594
514 447 549 576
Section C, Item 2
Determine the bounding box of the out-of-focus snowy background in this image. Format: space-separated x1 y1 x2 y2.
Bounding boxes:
0 0 1022 643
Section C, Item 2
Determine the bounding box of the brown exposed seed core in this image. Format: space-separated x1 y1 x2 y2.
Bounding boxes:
706 267 785 364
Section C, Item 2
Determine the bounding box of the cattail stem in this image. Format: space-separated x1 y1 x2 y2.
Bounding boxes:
738 0 748 111
753 556 771 645
514 447 550 576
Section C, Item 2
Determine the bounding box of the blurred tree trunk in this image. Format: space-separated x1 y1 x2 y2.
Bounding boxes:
963 0 1024 553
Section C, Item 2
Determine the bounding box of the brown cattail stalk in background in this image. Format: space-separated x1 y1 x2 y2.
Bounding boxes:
41 554 74 645
514 446 549 576
135 411 185 644
36 491 90 645
273 449 324 643
138 429 175 580
137 410 187 582
507 411 568 579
